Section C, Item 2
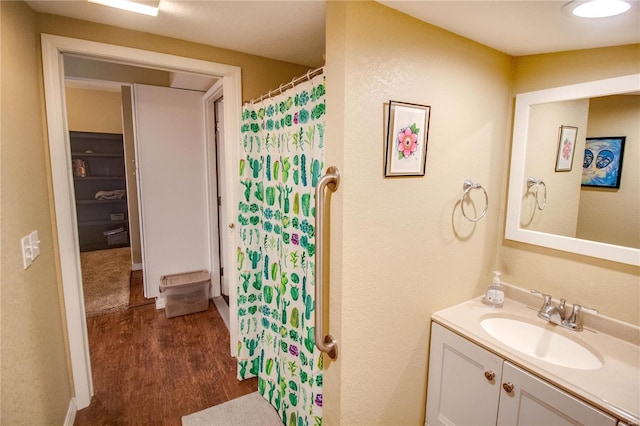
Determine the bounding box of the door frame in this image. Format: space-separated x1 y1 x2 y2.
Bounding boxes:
41 34 241 409
203 80 224 299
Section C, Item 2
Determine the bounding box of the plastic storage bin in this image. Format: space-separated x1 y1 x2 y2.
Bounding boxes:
106 231 128 245
103 226 128 245
160 270 210 318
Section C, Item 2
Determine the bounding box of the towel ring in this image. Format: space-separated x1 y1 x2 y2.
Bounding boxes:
461 180 488 222
527 177 547 210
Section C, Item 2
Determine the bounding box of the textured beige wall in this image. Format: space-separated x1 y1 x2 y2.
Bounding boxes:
325 2 512 423
65 87 123 133
499 45 640 326
1 1 73 423
512 45 640 93
36 13 312 102
577 95 639 248
65 55 171 86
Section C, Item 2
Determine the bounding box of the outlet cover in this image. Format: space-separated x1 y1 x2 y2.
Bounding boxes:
21 236 33 269
29 230 40 259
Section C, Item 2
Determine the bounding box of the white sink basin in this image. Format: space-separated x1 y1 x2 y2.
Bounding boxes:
480 317 603 370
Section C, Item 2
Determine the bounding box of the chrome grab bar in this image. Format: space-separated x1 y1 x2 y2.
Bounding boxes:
314 166 340 360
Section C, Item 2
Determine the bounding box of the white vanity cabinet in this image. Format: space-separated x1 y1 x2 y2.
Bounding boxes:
426 323 617 426
426 322 503 425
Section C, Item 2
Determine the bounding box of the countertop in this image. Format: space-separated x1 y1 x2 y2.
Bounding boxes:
431 284 640 425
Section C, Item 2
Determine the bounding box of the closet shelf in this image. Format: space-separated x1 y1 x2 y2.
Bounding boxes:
76 199 127 205
81 242 129 251
71 152 123 158
78 219 128 227
74 176 126 180
70 131 129 252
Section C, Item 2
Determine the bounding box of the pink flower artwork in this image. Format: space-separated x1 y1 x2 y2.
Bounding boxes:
562 139 572 160
397 126 419 159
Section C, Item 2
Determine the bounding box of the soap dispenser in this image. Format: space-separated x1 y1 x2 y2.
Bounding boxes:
484 271 504 308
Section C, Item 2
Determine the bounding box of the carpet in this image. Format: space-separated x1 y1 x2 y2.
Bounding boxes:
81 247 131 317
181 392 281 426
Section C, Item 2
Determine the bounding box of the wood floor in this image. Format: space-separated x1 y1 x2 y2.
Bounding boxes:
75 278 257 425
128 270 155 309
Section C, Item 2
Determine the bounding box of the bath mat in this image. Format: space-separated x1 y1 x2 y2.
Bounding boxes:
81 247 131 317
181 392 281 426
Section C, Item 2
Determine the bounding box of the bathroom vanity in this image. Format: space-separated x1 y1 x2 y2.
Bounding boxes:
425 286 639 426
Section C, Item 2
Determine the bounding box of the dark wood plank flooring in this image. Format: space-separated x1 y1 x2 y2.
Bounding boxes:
75 296 257 425
128 270 155 308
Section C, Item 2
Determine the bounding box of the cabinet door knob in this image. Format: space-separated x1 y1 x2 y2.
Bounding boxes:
484 371 495 381
502 382 515 393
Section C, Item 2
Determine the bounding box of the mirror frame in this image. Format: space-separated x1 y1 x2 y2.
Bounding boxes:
506 73 640 266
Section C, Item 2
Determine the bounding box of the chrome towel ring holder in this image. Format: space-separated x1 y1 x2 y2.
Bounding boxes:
527 177 547 210
461 180 488 222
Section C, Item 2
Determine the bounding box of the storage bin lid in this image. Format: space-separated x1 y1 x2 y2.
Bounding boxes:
160 270 210 290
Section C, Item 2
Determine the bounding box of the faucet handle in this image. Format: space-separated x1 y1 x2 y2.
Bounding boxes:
530 289 552 305
530 289 550 299
561 304 598 331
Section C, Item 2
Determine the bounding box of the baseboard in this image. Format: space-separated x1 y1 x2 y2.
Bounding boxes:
155 296 165 309
212 297 230 331
131 263 143 271
64 397 77 426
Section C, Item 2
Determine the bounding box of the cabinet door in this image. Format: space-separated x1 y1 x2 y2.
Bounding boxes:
426 323 503 426
497 361 616 426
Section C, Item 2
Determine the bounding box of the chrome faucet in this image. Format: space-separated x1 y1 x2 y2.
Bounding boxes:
531 290 598 331
561 304 599 331
531 290 565 325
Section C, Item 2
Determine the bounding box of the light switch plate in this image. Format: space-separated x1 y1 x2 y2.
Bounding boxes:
29 230 40 259
21 235 33 269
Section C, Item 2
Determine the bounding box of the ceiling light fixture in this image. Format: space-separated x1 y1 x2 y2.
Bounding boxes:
563 0 631 18
87 0 160 16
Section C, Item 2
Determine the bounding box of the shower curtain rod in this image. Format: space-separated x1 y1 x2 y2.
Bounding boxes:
249 66 324 104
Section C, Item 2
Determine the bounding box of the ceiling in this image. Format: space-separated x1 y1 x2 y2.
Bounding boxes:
27 1 640 68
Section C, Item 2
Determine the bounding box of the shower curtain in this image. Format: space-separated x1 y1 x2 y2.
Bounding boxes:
237 73 326 426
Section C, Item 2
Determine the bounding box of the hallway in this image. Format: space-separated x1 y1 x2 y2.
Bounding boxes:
75 298 257 425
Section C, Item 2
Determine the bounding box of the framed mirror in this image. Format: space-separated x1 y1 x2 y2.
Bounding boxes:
505 74 640 266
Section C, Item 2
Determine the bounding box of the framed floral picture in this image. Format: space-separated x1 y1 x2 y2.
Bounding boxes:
555 125 578 172
581 136 626 188
384 100 431 177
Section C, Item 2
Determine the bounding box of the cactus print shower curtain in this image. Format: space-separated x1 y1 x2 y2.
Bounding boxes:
237 74 326 426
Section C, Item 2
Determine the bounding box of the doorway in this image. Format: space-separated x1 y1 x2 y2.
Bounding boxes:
64 82 139 317
41 34 242 410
